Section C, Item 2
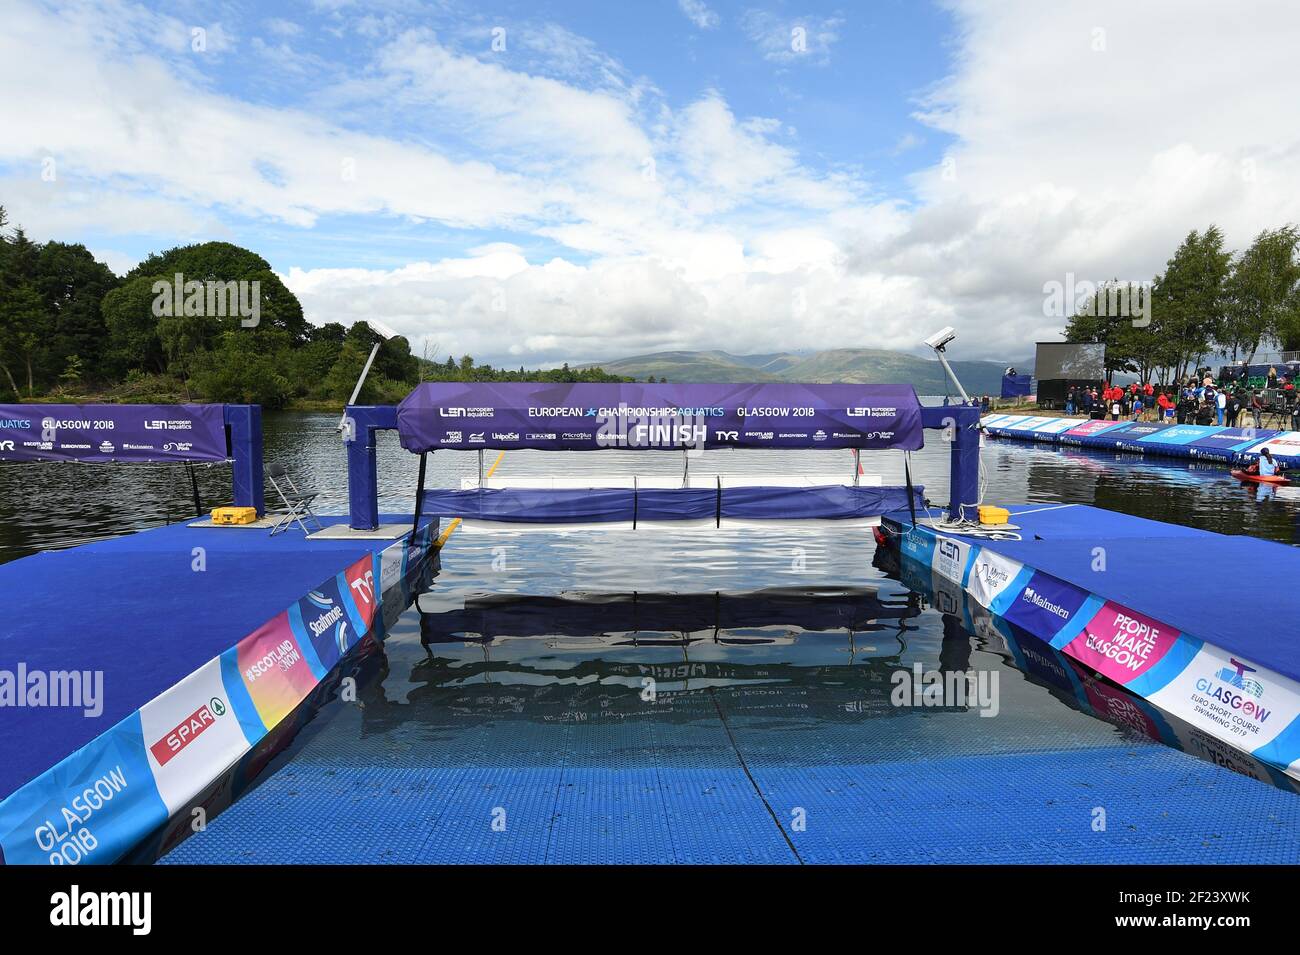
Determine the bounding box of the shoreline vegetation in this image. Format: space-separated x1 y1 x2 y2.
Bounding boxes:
0 207 632 409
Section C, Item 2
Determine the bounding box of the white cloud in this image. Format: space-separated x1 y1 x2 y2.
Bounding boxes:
264 17 303 37
678 0 720 31
740 10 843 65
7 0 1300 369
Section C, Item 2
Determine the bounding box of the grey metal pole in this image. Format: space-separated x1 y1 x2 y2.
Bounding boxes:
336 341 382 432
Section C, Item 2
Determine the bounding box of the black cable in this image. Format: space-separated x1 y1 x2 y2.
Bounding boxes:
186 461 202 517
411 451 428 535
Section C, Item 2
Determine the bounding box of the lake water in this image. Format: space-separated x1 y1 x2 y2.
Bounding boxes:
5 410 1300 863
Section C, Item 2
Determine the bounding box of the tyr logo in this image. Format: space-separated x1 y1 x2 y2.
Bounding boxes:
349 570 376 607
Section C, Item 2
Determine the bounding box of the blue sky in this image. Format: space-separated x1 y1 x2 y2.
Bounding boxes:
21 0 957 273
3 0 1298 366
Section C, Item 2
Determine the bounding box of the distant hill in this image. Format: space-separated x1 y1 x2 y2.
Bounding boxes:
580 348 1019 395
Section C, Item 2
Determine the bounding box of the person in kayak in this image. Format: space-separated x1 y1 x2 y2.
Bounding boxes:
1244 448 1284 478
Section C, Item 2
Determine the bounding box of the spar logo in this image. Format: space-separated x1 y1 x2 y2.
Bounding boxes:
1021 586 1071 620
1196 658 1271 723
149 697 227 766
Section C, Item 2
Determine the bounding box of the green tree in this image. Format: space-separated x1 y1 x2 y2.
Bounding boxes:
1151 227 1232 380
0 283 45 396
188 330 294 408
101 275 168 376
1223 226 1300 358
34 242 118 384
125 242 308 343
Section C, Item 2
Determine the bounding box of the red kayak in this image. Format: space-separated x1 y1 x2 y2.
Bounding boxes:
1231 469 1290 485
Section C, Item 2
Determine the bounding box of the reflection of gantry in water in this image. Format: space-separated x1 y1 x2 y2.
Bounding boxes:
334 586 961 732
417 586 923 653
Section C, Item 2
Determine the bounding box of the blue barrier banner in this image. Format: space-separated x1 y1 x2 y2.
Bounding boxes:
0 403 228 462
397 382 923 452
420 484 923 523
1189 427 1278 452
1000 373 1032 398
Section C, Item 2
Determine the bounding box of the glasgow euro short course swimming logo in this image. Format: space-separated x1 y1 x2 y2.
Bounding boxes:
1195 658 1270 723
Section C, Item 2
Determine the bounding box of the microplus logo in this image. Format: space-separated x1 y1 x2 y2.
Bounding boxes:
1022 586 1071 620
151 272 260 328
50 885 151 935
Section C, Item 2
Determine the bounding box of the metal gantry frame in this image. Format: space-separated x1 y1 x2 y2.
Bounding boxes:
341 400 982 531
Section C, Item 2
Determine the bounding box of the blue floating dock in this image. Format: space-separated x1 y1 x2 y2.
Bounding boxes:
980 413 1300 465
882 503 1300 786
0 515 436 865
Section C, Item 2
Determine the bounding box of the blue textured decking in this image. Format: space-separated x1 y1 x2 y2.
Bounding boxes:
0 515 431 802
159 680 1300 864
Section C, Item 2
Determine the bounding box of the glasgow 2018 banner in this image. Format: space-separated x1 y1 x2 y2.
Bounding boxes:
396 382 924 452
0 404 229 463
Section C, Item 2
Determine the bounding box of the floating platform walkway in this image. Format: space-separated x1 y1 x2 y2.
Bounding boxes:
0 515 437 865
980 413 1300 466
880 503 1300 787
